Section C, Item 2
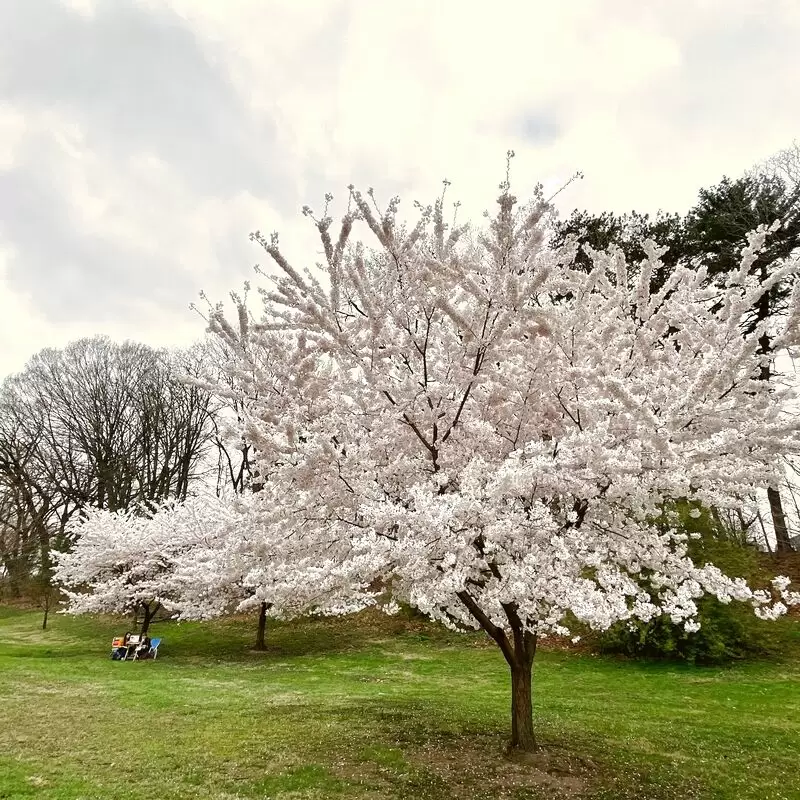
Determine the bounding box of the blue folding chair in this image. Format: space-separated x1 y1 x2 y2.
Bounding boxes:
148 638 162 659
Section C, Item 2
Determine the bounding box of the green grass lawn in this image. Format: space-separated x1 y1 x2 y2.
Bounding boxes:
1 606 799 800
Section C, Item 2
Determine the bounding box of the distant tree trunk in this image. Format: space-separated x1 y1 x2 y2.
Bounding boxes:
37 519 52 630
41 589 51 630
768 487 794 553
757 327 794 553
254 601 269 650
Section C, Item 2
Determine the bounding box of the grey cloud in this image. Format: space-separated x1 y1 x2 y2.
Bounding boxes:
0 0 291 325
0 0 289 201
652 11 799 145
516 112 561 146
0 134 237 323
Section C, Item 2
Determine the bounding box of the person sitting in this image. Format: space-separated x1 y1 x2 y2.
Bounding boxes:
111 634 127 660
134 635 151 660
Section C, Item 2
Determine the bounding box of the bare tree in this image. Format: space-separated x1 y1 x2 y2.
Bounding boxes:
177 338 255 497
752 139 800 193
0 336 217 612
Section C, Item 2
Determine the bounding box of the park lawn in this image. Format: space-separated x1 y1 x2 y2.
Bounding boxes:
0 607 798 800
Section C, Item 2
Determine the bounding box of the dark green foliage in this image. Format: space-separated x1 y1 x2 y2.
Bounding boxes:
683 174 800 282
552 168 800 313
550 207 684 292
597 506 798 664
683 173 800 346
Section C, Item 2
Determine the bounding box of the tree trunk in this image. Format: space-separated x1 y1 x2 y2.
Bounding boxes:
456 590 539 752
254 601 268 650
41 590 50 631
510 657 536 751
37 520 52 631
139 602 159 635
757 323 794 553
768 487 794 553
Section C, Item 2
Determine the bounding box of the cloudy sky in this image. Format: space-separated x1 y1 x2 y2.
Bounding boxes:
1 0 798 378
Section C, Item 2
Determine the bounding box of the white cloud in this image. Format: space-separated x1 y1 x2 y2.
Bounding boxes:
165 0 797 220
0 108 27 171
0 0 798 377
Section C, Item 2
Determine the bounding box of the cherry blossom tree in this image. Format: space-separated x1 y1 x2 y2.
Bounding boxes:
53 495 233 634
0 337 217 628
202 159 800 752
168 490 379 636
55 489 378 640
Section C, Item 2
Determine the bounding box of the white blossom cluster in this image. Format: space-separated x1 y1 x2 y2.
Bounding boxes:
53 491 380 624
53 497 231 619
58 176 800 642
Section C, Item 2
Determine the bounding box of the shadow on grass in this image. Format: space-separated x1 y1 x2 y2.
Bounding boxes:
156 610 479 664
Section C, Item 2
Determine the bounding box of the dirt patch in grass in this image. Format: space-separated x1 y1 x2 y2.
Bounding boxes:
400 735 599 798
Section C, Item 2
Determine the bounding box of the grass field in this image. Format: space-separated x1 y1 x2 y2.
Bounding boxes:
1 606 799 800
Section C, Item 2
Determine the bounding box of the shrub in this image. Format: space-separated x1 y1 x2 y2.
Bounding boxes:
595 506 799 664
